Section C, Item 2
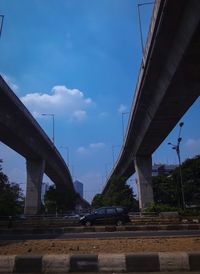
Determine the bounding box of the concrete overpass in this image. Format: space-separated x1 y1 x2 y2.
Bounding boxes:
103 0 200 210
0 75 76 214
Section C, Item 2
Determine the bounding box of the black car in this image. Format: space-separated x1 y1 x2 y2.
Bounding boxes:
79 206 130 226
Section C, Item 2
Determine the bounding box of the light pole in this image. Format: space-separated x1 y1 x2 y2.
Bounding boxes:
60 145 69 166
137 2 155 56
121 112 129 142
0 14 4 38
105 163 111 180
168 122 185 210
41 113 55 144
112 145 120 166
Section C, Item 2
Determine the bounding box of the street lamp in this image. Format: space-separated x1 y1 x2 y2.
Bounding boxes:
121 112 129 142
41 113 55 144
60 145 70 166
105 163 111 180
137 2 155 56
168 122 185 210
0 15 4 38
112 145 120 166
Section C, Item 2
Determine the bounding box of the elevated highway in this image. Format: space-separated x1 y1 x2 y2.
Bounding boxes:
0 76 75 214
103 0 200 209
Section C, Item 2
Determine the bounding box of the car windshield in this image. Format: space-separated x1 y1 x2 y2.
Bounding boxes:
116 207 124 213
95 208 106 215
106 208 116 214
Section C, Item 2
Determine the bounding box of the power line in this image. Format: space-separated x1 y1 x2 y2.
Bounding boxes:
0 15 4 38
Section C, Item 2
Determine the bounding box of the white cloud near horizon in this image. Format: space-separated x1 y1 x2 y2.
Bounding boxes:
77 142 105 155
89 142 105 149
76 146 88 155
184 138 200 156
20 85 93 122
1 73 19 93
118 104 127 113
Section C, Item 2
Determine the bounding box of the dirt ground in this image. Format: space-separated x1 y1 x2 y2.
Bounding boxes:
0 237 200 255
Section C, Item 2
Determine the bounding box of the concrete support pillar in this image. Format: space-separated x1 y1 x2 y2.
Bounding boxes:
134 155 154 211
24 159 45 215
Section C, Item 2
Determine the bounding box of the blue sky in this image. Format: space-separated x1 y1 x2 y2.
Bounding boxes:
0 0 200 203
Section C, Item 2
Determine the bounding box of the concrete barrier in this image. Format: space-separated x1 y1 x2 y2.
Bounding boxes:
0 223 200 235
42 255 70 273
0 255 15 273
0 252 200 272
98 253 126 272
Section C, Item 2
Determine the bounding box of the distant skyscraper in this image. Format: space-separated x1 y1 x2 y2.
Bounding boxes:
41 182 50 203
74 180 83 198
152 164 178 177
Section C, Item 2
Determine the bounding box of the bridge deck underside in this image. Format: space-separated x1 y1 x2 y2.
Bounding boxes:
104 0 200 192
0 77 74 191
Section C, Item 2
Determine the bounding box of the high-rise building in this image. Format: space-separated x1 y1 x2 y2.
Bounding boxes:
152 164 178 177
41 182 50 203
74 180 83 198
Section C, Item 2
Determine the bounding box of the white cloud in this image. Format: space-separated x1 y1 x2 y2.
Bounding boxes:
77 142 106 155
76 146 88 155
20 85 93 122
89 143 105 149
118 104 127 113
1 73 19 93
184 138 200 155
72 110 87 122
98 112 108 118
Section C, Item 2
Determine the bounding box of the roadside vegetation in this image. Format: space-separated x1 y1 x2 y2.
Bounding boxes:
92 155 200 215
146 155 200 215
91 176 139 211
44 185 76 214
0 155 199 216
0 159 24 216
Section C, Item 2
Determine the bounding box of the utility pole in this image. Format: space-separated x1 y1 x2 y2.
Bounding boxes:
0 14 4 38
168 122 185 210
41 113 55 145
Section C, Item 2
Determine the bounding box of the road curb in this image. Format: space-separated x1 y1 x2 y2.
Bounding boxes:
0 252 200 272
0 224 200 234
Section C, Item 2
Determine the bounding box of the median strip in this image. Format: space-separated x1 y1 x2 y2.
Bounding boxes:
0 252 200 272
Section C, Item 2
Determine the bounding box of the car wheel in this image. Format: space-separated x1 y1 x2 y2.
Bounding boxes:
85 220 92 226
116 220 123 226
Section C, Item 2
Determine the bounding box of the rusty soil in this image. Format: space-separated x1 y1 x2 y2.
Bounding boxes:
0 236 200 255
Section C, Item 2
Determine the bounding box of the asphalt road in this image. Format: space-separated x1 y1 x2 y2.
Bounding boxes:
0 229 200 240
28 273 200 274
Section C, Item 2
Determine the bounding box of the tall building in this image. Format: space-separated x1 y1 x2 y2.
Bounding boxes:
152 164 178 177
41 182 50 203
74 180 83 198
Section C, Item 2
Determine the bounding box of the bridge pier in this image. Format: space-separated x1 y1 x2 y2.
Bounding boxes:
24 159 45 215
134 155 154 211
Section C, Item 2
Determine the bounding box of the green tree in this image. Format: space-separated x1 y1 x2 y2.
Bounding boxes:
92 177 139 211
152 175 178 207
152 155 200 208
44 184 76 213
0 159 24 216
91 194 104 208
172 155 200 206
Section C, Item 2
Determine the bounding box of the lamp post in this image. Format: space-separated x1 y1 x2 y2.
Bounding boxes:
60 145 69 166
137 2 155 56
168 122 185 210
0 15 4 38
41 113 55 144
112 145 120 166
121 112 129 142
105 163 111 180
